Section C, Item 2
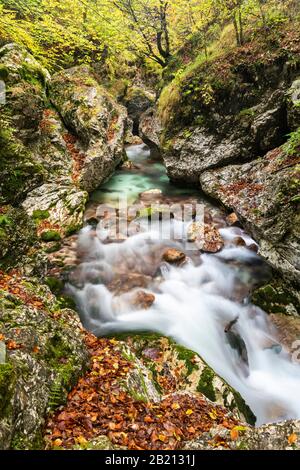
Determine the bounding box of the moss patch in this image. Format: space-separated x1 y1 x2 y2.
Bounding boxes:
197 366 216 402
0 363 16 419
40 230 61 242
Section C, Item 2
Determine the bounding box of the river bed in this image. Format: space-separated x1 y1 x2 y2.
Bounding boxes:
69 144 300 427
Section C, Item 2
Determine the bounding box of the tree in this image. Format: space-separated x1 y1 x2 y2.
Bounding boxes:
113 0 172 67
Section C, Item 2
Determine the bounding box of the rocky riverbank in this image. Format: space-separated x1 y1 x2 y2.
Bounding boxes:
0 35 300 450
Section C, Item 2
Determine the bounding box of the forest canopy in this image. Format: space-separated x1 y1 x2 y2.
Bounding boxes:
0 0 299 76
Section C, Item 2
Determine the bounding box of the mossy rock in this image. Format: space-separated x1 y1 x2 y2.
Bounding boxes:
252 282 300 316
40 230 61 242
0 363 16 419
0 206 37 269
0 118 45 205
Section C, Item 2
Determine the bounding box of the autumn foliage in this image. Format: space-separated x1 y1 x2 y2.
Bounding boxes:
45 334 239 450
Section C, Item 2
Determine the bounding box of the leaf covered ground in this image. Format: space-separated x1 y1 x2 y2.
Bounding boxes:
45 334 240 450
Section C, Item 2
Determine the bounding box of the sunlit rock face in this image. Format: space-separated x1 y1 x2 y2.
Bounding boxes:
200 147 300 290
50 65 129 193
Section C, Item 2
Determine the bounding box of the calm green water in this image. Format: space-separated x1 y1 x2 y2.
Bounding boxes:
90 144 199 206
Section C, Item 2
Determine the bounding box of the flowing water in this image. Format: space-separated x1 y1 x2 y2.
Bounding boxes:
70 144 300 427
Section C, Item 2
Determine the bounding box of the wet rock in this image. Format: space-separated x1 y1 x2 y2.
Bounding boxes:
162 248 186 265
139 108 162 158
107 273 153 295
269 314 300 353
121 160 139 170
232 237 246 247
140 189 163 201
131 291 155 310
226 213 239 226
248 243 258 253
188 222 224 253
123 335 255 424
0 278 88 449
50 65 129 192
200 145 300 287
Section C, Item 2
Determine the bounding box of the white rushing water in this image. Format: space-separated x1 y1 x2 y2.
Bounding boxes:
70 145 300 427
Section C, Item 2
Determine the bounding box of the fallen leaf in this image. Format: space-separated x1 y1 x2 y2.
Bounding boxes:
230 428 239 441
288 433 297 445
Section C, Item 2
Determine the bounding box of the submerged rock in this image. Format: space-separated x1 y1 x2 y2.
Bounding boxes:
162 248 186 265
187 222 224 253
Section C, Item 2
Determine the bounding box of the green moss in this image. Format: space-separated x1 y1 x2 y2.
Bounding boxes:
0 119 45 205
251 283 300 315
0 363 16 419
19 62 46 88
40 230 61 242
232 390 256 426
45 276 64 295
0 64 9 80
11 430 44 450
197 366 217 402
283 128 300 156
45 333 72 365
32 209 50 221
65 223 82 237
174 343 198 375
238 108 257 119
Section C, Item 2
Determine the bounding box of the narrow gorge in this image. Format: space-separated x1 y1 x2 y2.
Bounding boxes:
0 2 300 452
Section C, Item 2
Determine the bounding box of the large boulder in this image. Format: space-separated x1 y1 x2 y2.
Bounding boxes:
124 86 155 135
50 65 129 192
200 142 300 289
287 77 300 131
0 276 88 449
184 420 300 450
162 88 288 184
139 107 162 158
158 32 300 184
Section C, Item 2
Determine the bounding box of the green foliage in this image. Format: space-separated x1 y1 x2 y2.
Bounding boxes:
283 128 300 156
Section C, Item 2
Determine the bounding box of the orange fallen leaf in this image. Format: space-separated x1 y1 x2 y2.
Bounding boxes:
230 428 239 441
53 439 63 447
288 433 297 445
171 403 180 410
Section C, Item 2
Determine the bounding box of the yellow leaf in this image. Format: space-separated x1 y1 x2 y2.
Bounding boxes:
209 410 217 420
77 436 88 445
53 439 63 447
186 409 194 416
171 403 180 410
288 433 297 445
158 434 167 442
